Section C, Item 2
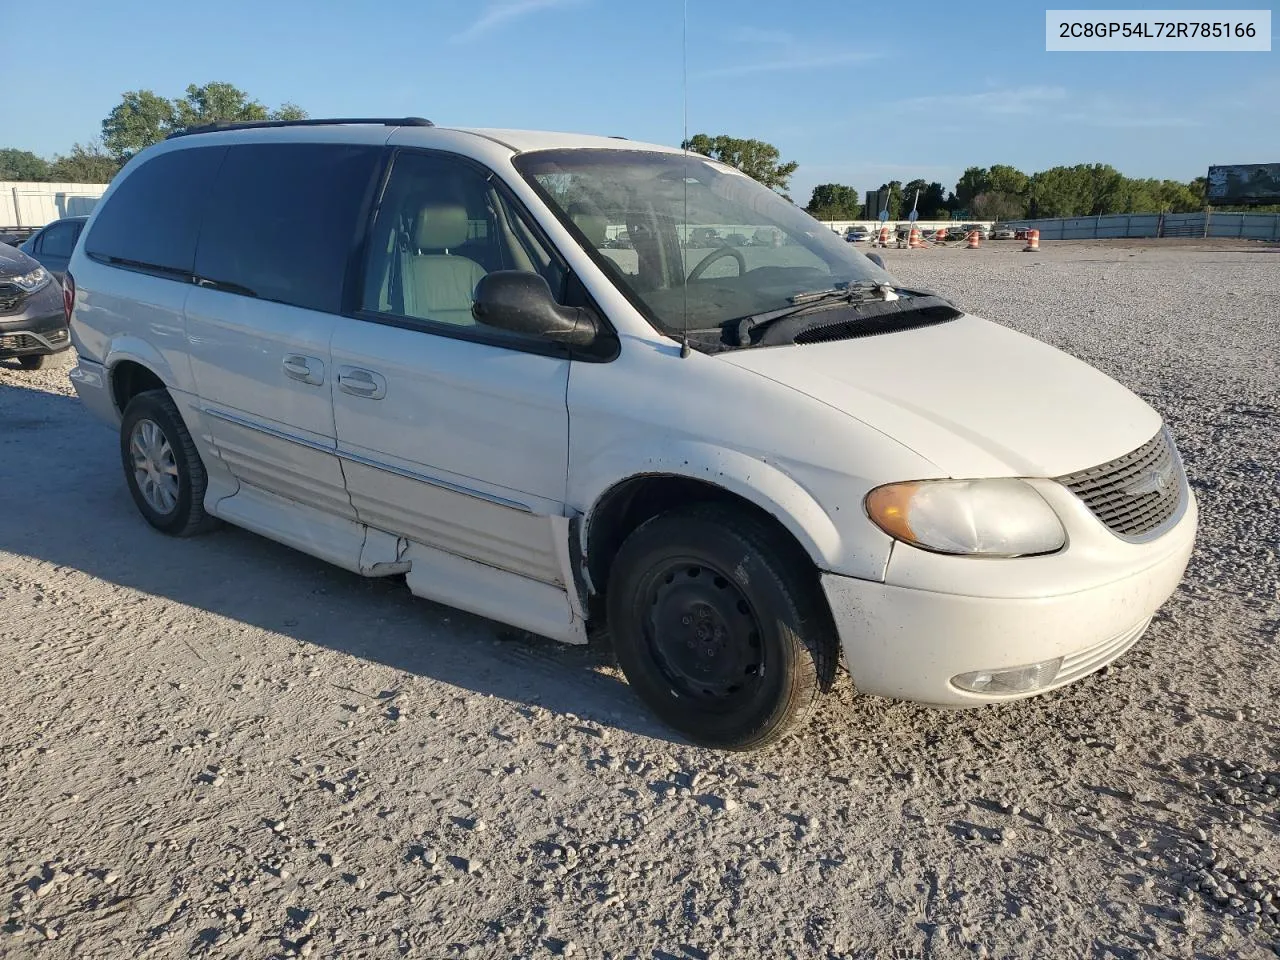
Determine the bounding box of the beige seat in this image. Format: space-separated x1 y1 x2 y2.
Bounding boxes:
402 203 487 325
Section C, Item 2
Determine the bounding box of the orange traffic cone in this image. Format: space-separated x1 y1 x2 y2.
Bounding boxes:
966 230 981 249
908 226 922 249
1022 228 1040 252
935 228 947 243
877 225 890 248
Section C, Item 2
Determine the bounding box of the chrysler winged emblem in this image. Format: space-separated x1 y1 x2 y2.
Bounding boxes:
1124 463 1174 498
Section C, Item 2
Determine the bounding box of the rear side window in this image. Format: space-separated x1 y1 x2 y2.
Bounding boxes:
195 143 382 314
38 221 77 258
85 146 227 276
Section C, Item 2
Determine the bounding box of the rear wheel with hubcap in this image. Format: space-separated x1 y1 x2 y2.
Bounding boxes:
607 504 836 750
119 389 219 537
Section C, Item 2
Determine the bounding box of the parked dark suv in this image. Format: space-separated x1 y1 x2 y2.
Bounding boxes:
0 242 70 370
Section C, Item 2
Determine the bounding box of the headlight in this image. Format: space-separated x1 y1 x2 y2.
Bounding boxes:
865 478 1065 557
8 266 51 293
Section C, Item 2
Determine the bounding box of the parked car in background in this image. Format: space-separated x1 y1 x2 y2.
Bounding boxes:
607 231 632 249
1014 227 1029 240
962 223 990 240
0 242 70 370
946 226 969 241
724 232 749 247
67 118 1197 750
19 216 89 282
688 226 721 246
751 228 781 247
845 228 870 243
990 225 1015 240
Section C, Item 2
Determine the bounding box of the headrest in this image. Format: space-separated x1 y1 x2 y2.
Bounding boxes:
415 203 470 250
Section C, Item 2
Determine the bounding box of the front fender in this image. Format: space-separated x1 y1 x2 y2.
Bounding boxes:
572 439 892 582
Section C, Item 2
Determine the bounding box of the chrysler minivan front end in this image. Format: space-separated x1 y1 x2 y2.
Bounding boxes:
521 142 1198 717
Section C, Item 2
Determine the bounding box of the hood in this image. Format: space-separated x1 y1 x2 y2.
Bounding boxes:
0 242 38 279
720 313 1161 478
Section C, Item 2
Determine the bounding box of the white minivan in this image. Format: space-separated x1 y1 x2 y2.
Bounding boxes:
66 118 1196 750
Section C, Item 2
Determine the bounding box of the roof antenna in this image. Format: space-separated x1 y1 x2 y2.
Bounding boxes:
680 0 691 359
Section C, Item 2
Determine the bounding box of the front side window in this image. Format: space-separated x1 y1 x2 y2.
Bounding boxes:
361 152 565 329
516 149 896 344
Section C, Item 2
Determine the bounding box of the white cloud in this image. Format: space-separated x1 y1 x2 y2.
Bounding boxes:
451 0 583 43
701 27 878 78
699 50 880 78
897 86 1069 115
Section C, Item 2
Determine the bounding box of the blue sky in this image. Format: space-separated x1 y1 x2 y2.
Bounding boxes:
7 0 1277 201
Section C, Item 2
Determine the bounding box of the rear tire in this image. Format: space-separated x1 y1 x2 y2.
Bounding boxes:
16 354 46 370
607 504 836 750
120 389 219 537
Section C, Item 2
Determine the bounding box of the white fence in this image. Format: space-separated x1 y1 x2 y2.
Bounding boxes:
1 181 109 229
1003 212 1280 241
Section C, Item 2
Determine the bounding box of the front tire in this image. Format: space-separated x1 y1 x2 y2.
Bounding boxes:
120 390 218 537
607 504 837 750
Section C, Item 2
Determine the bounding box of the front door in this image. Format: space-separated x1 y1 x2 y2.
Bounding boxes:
184 140 383 518
330 149 572 585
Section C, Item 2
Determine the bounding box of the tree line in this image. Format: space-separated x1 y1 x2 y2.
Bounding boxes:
805 164 1218 221
681 134 1273 219
0 82 306 184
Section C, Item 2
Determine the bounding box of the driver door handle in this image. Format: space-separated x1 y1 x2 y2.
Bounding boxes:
338 366 387 400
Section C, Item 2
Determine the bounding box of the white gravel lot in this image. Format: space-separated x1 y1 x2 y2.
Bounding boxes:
0 240 1277 960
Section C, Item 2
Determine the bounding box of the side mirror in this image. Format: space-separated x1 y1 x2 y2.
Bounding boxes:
866 252 886 269
472 271 598 348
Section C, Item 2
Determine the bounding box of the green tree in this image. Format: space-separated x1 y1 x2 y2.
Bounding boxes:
972 191 1026 220
102 90 178 161
901 179 929 216
0 149 53 181
49 142 120 183
683 134 799 192
954 167 990 209
102 83 309 161
920 182 948 218
877 180 904 219
805 183 861 219
172 82 306 127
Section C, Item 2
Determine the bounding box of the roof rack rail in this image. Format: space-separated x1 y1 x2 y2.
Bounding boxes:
167 117 434 139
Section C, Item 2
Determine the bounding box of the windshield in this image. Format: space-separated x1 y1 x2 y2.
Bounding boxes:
515 149 896 344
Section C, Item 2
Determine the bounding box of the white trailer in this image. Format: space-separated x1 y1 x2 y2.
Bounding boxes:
1 181 109 238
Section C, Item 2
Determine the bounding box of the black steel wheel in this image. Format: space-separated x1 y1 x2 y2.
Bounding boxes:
607 503 836 750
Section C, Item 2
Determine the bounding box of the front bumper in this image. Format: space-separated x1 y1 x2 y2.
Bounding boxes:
822 481 1198 706
0 282 69 358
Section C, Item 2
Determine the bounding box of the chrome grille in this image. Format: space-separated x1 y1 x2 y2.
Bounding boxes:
0 284 23 315
1057 429 1184 539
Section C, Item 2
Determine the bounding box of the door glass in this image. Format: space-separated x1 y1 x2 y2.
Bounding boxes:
196 143 382 313
39 222 76 258
362 153 566 327
85 145 227 277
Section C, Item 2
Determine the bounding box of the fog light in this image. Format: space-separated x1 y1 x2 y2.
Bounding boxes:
951 657 1063 695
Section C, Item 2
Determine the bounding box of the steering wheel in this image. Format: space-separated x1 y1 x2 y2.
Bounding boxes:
688 245 747 282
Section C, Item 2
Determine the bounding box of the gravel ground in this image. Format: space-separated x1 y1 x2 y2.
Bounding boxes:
0 241 1277 959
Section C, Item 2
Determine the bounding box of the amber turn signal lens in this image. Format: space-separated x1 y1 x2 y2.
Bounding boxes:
865 482 919 542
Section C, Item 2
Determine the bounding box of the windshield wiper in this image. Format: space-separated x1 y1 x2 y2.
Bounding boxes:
733 281 897 345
